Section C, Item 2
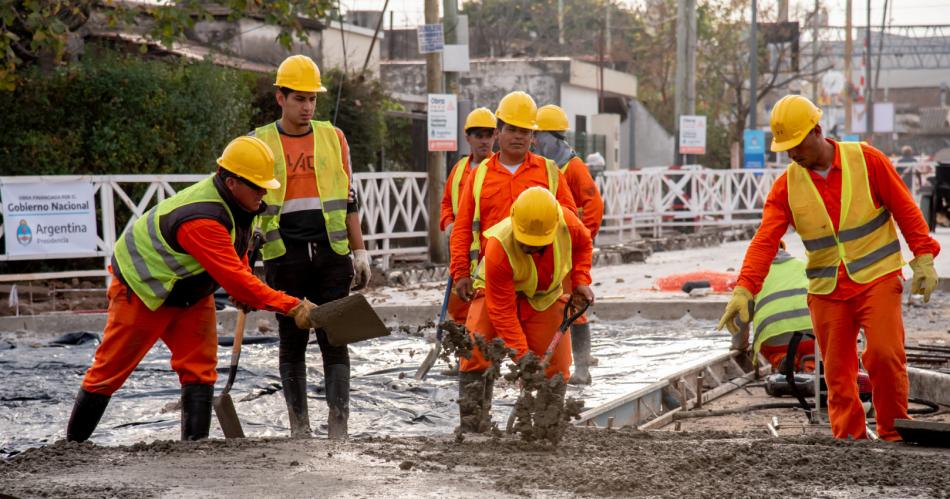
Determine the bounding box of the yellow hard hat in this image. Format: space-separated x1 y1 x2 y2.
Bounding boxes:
769 95 822 152
536 104 569 132
464 107 497 131
495 91 538 130
274 55 327 93
510 187 560 246
217 136 280 190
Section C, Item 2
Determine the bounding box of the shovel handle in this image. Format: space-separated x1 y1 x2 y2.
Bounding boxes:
435 276 453 341
221 308 247 396
542 301 591 367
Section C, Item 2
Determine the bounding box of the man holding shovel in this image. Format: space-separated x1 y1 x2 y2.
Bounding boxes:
66 136 318 443
457 187 594 432
252 55 369 439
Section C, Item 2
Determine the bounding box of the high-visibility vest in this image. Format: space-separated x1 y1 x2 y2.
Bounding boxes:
468 157 560 276
473 208 572 312
255 120 350 259
449 156 471 216
787 142 903 295
112 176 240 311
752 257 814 359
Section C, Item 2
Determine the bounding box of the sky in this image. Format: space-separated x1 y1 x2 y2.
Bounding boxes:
341 0 950 28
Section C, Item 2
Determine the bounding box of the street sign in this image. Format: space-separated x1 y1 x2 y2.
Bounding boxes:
679 115 706 155
743 129 766 168
428 94 458 151
417 24 444 54
442 44 470 72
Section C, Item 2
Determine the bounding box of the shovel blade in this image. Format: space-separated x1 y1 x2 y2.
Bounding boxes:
414 343 441 380
213 393 245 439
309 294 390 347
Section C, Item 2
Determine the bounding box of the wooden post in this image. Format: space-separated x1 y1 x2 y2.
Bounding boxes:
695 373 704 409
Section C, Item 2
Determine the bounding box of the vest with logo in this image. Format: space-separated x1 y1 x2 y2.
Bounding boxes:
255 120 350 259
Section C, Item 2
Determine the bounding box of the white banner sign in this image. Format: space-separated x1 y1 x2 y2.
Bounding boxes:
428 93 458 151
1 181 98 257
679 115 707 155
417 24 445 54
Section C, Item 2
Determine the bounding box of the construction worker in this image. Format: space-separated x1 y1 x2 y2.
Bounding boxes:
718 95 940 441
458 187 594 432
440 107 497 323
252 54 370 440
732 241 816 373
66 136 318 443
535 104 605 385
450 91 577 306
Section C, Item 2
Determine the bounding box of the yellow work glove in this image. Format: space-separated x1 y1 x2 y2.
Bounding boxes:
287 298 318 330
909 254 938 303
717 286 754 335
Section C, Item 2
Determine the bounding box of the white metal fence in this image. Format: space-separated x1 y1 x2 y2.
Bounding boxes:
1 164 935 282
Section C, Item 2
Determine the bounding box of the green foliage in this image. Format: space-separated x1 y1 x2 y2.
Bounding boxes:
0 46 252 175
0 0 332 90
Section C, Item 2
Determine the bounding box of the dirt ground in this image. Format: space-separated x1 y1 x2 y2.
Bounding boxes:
1 426 948 498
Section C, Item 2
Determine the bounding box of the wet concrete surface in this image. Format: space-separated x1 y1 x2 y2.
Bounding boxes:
0 315 728 458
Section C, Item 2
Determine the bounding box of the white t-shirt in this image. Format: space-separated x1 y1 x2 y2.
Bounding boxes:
814 166 832 179
500 160 522 174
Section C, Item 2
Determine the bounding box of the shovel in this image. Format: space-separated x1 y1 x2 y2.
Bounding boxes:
415 276 453 380
506 300 590 434
308 293 390 347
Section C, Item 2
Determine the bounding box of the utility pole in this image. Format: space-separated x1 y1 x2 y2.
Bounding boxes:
443 0 459 95
864 0 883 142
558 0 565 45
812 0 820 103
748 0 758 130
425 0 446 263
844 0 853 132
598 13 605 113
675 0 697 165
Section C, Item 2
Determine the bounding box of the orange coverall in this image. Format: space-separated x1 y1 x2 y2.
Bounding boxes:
441 156 476 322
460 210 593 381
561 156 604 239
82 219 300 395
737 140 940 441
449 151 577 283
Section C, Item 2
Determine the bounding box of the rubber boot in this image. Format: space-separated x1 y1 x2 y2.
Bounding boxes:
181 384 213 441
458 371 492 433
325 364 350 440
568 323 592 385
66 388 111 442
280 361 312 438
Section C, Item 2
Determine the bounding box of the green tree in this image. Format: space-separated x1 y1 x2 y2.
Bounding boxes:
0 0 332 90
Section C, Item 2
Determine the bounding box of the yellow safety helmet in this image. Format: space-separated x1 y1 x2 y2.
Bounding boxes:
217 136 281 189
769 95 822 152
464 107 497 131
274 55 327 93
510 187 560 247
495 91 538 130
536 104 569 132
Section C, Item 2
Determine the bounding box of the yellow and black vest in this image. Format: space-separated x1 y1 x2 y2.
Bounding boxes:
752 256 814 360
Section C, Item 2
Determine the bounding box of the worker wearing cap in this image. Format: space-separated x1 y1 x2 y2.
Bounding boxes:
718 95 940 441
450 91 577 307
440 107 497 323
66 137 318 443
535 104 604 385
458 187 594 432
252 55 369 440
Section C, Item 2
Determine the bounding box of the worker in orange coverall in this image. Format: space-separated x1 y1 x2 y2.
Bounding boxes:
440 107 497 323
450 91 576 306
66 136 318 443
458 187 594 432
534 104 604 384
718 95 940 441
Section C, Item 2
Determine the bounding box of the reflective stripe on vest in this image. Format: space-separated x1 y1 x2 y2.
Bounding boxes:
450 156 471 216
472 208 572 312
255 120 350 259
787 142 903 295
468 157 560 277
112 176 237 311
751 258 814 358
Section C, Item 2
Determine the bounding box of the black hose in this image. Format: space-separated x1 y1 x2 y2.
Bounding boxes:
673 398 940 420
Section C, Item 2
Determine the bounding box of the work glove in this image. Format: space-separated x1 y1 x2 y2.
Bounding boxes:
909 253 938 303
351 249 372 291
287 298 318 330
717 286 754 335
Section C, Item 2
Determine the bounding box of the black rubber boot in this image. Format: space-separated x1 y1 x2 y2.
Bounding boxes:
458 371 492 433
280 361 312 438
325 364 350 440
568 323 592 385
66 388 111 442
181 384 213 441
